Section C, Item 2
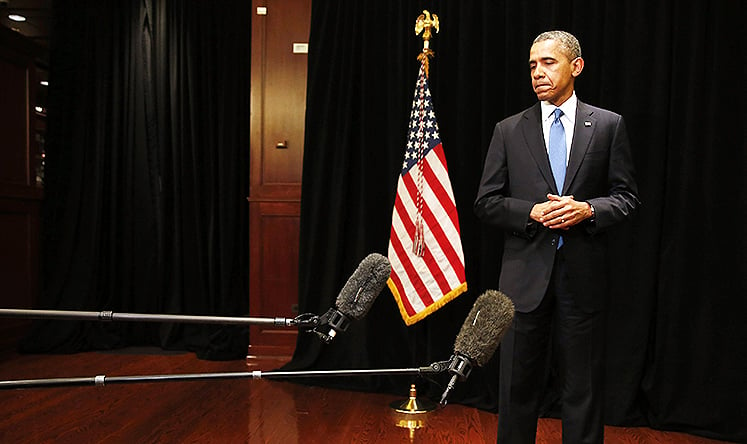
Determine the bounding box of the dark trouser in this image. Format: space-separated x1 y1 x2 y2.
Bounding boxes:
497 250 605 444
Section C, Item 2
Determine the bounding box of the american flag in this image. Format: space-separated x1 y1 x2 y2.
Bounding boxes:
387 62 467 326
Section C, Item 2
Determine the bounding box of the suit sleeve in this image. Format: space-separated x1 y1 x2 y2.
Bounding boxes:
585 115 640 233
474 122 538 238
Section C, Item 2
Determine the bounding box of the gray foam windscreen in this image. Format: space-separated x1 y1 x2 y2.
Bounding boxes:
335 253 391 320
453 290 515 367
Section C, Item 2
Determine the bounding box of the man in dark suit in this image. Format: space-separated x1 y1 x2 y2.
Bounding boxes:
474 31 639 443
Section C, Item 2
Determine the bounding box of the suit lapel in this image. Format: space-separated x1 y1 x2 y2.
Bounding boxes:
520 103 558 193
563 101 596 194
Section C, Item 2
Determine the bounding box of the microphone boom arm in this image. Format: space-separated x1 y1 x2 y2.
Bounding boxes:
0 360 454 390
0 309 320 329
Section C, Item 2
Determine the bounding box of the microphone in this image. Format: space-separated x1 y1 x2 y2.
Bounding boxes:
314 253 391 343
439 289 515 405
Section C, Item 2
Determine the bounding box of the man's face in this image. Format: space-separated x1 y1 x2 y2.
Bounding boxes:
529 39 584 106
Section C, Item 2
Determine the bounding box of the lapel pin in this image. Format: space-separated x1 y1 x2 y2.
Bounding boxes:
584 121 592 127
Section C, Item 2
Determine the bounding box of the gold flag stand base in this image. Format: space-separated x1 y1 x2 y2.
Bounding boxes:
390 384 436 441
390 383 437 414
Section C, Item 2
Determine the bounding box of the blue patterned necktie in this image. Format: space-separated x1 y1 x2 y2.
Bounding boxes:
549 108 566 248
549 108 566 194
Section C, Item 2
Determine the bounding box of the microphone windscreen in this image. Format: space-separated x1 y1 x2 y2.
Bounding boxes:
453 290 515 367
335 253 391 320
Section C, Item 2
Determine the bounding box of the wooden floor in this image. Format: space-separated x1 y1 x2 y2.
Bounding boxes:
0 348 734 443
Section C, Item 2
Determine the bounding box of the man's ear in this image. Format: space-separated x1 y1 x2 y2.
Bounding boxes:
571 57 584 78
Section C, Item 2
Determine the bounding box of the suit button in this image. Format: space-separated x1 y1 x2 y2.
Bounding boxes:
551 239 556 246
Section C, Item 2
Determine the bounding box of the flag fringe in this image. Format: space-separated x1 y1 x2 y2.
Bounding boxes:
388 279 468 326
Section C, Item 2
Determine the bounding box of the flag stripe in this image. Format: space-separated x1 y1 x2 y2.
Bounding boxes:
404 148 465 282
391 192 438 302
387 249 419 316
395 186 451 296
389 220 433 308
421 148 463 243
401 169 457 294
429 145 462 231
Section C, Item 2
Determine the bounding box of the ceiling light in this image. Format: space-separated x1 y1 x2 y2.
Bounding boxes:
40 80 49 86
8 14 26 22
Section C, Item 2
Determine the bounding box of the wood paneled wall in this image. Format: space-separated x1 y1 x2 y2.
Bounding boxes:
0 26 44 350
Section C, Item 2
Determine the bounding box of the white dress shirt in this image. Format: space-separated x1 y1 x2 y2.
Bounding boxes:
541 92 577 165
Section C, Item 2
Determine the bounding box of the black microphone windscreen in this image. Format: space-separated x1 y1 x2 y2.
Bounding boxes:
453 290 515 367
335 253 391 320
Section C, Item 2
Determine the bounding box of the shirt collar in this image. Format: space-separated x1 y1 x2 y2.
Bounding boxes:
541 92 577 122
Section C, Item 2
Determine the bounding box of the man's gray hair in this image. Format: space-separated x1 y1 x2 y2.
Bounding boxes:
533 31 582 61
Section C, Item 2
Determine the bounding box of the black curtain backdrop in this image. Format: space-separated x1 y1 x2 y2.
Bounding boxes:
286 1 747 442
21 0 251 360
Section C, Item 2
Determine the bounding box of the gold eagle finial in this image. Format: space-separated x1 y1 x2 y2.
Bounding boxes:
415 10 439 46
415 10 439 77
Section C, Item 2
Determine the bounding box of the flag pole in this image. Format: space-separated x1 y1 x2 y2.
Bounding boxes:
388 10 442 417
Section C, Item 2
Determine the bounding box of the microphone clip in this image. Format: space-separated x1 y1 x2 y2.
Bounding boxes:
447 353 473 381
439 354 474 406
313 308 351 344
420 359 452 374
290 313 321 330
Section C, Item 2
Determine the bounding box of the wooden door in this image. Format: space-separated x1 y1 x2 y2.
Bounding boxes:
248 0 310 358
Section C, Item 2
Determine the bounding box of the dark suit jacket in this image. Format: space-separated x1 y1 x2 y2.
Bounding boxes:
474 100 639 313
